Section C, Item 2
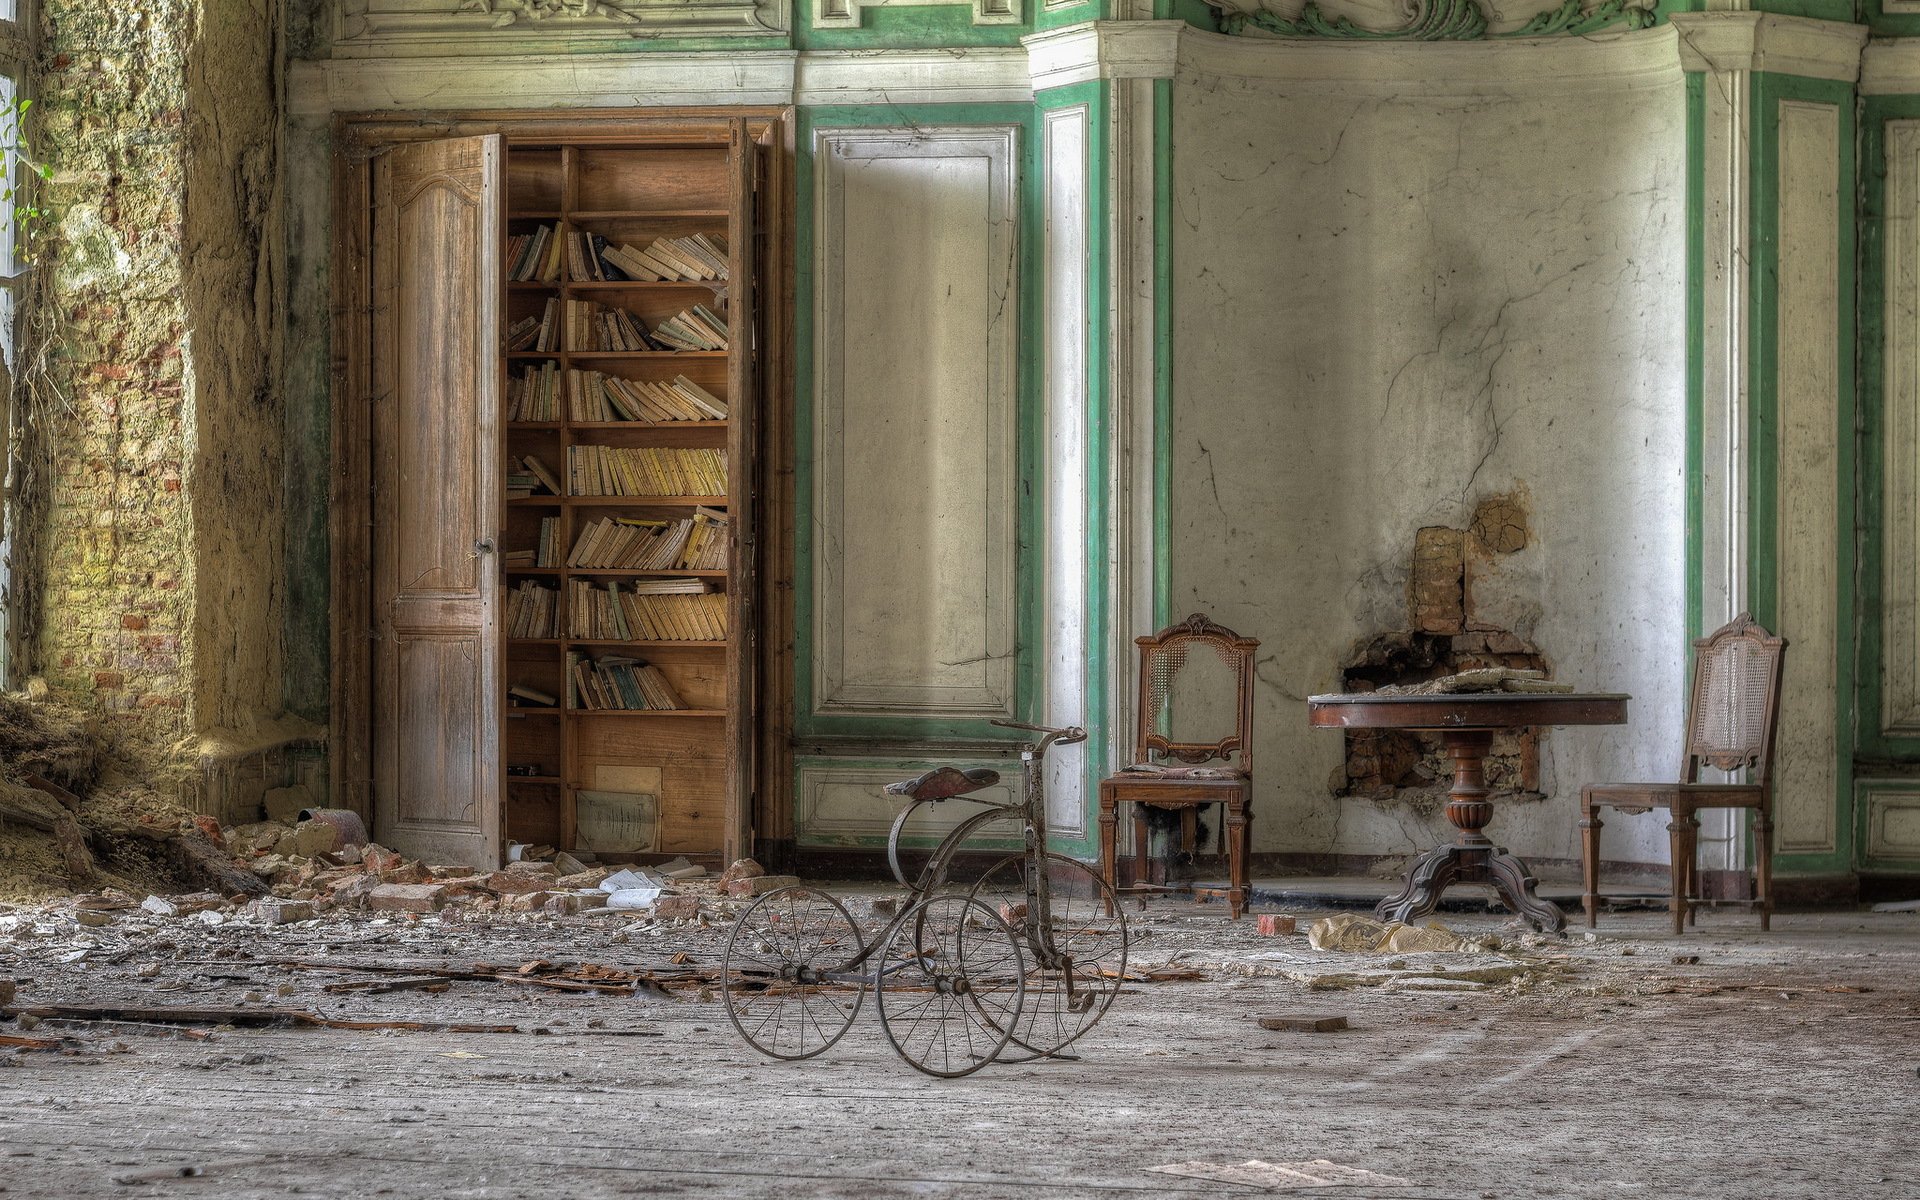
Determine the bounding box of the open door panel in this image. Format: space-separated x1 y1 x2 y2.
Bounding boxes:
370 134 506 869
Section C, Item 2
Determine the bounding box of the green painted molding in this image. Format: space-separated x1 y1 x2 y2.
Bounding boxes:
1854 94 1920 764
1210 0 1655 39
1152 75 1174 631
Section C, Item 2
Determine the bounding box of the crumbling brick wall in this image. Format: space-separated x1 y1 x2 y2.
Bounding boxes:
15 0 297 791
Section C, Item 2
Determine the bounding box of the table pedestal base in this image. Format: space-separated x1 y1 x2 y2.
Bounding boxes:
1372 728 1566 934
1374 842 1565 933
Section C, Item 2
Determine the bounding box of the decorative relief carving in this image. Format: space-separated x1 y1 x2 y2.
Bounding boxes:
1208 0 1653 40
335 0 787 46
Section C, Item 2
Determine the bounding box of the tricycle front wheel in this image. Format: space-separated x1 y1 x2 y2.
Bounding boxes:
723 885 867 1061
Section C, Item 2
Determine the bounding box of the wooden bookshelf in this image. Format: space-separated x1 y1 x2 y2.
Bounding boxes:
497 133 759 867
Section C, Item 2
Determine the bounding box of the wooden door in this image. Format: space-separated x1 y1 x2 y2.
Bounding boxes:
370 135 505 868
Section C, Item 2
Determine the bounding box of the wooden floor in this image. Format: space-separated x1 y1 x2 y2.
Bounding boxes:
2 893 1916 1198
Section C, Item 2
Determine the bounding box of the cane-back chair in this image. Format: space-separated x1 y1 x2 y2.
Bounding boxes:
1098 614 1259 918
1579 613 1787 934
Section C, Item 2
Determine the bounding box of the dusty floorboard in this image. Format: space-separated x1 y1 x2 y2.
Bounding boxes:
2 893 1917 1199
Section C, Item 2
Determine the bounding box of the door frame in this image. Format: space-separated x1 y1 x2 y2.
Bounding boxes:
327 108 797 856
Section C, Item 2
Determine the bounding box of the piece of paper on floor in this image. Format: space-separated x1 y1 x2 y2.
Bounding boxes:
1148 1159 1411 1189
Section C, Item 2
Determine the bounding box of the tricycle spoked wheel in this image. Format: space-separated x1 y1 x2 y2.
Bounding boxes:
965 852 1127 1062
874 895 1026 1078
723 885 866 1061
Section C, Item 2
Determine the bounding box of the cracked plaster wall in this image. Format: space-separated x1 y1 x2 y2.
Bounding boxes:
1169 67 1688 865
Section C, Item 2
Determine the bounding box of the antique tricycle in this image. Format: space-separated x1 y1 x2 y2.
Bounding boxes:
721 719 1128 1077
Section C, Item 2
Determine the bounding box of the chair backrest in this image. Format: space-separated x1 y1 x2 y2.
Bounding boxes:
1135 613 1260 772
1683 613 1787 784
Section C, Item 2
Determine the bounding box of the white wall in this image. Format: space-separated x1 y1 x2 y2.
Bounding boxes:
1169 44 1689 864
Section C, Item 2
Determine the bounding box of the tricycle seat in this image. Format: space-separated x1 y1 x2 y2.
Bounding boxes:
884 766 1001 802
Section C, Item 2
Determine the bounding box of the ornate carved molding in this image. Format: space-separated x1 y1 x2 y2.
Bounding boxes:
1209 0 1654 41
334 0 788 51
812 0 1020 31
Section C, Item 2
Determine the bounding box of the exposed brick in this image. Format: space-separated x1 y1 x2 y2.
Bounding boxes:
1257 915 1297 936
1408 526 1465 635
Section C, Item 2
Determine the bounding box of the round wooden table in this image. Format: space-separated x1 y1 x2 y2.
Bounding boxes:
1307 692 1630 933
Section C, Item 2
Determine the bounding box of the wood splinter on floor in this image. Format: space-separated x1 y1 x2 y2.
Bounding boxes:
1257 1014 1349 1032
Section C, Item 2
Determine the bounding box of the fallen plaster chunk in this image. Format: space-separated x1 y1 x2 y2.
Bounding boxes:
1307 913 1476 953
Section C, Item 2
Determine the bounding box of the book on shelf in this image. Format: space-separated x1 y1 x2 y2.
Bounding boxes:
506 298 560 353
567 651 687 711
565 299 661 353
567 446 726 498
537 516 559 568
567 509 728 571
569 580 728 641
507 683 558 708
504 580 560 639
518 455 561 496
648 305 728 352
505 223 565 283
600 234 729 284
507 362 560 421
564 370 728 423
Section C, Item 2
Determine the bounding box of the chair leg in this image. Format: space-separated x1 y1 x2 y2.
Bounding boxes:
1133 810 1151 887
1579 792 1603 929
1226 792 1251 921
1755 806 1774 932
1684 817 1701 926
1098 789 1119 918
1667 813 1690 936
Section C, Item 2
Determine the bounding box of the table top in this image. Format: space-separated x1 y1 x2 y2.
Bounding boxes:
1306 691 1630 730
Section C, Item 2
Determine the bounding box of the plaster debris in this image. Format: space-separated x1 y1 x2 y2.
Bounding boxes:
1307 913 1478 954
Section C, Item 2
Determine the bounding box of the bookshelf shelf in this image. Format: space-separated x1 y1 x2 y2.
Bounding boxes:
569 709 728 718
493 126 762 866
569 208 729 220
562 495 730 506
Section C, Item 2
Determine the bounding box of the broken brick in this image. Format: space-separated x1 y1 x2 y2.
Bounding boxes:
654 895 700 920
725 873 801 898
504 890 552 913
1257 915 1297 936
368 883 446 913
254 898 314 925
485 870 551 895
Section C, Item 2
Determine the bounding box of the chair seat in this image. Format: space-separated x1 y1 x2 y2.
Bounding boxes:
1101 773 1250 800
1584 782 1766 813
1115 763 1245 781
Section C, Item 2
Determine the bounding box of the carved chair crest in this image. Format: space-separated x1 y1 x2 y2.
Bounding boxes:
1136 613 1260 770
1684 612 1786 780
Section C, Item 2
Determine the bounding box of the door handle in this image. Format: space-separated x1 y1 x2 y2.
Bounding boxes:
473 537 496 557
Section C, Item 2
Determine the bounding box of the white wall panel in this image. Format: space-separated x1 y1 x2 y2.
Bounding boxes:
1882 122 1920 738
1773 99 1842 855
1043 103 1091 836
812 126 1020 719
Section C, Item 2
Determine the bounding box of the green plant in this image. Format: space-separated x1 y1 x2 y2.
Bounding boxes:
0 96 52 264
